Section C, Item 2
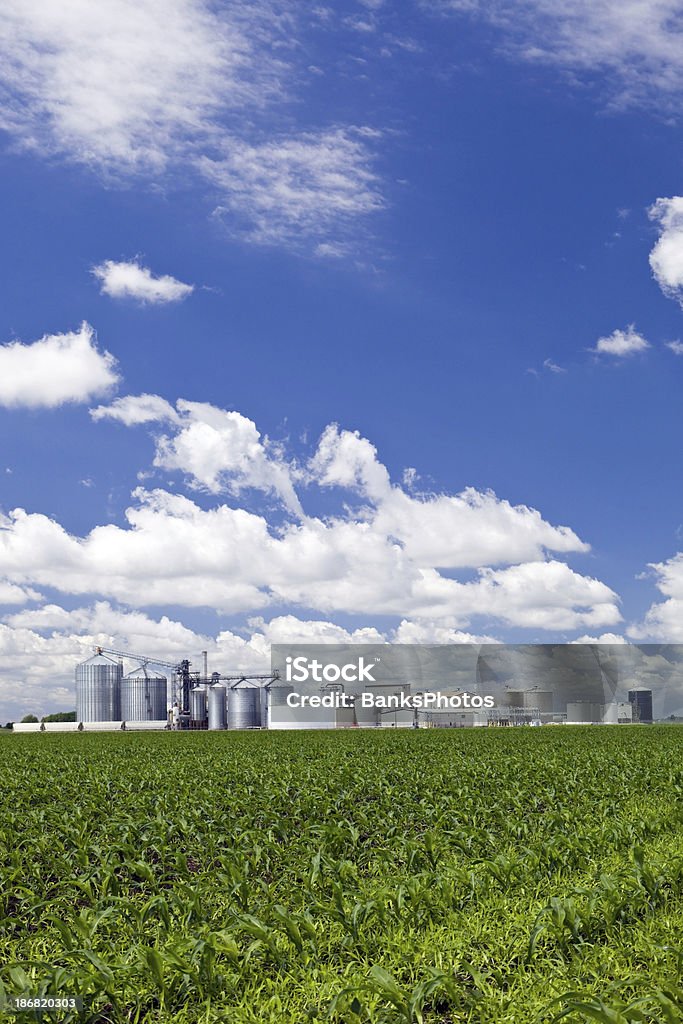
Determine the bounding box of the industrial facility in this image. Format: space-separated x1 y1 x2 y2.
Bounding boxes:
11 645 657 732
9 643 663 733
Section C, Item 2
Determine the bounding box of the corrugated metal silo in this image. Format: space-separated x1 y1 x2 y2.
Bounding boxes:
207 684 227 730
228 685 261 729
523 690 553 714
121 666 167 722
190 685 208 726
76 653 122 722
505 690 525 709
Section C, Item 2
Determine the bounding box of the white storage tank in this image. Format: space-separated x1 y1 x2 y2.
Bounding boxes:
566 701 604 723
190 685 208 727
207 684 227 730
228 685 261 729
76 653 122 722
121 666 167 722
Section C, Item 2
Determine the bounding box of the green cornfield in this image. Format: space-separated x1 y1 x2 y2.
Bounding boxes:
3 727 683 1023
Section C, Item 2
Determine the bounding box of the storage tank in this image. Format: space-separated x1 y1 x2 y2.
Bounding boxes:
628 688 653 723
207 684 227 730
505 690 525 709
121 666 167 722
522 690 553 714
228 686 261 729
505 689 552 713
190 685 208 727
566 701 603 723
266 684 294 729
76 653 122 722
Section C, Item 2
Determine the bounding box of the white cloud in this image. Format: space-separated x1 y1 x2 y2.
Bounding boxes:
543 358 566 373
629 553 683 641
92 259 194 304
91 393 180 426
429 1 683 109
0 0 281 174
649 197 683 307
0 2 384 254
0 581 41 604
248 614 385 646
393 620 499 643
310 424 391 501
666 340 683 355
0 403 620 631
310 424 588 567
592 324 650 357
153 401 303 514
0 322 119 408
571 632 627 644
199 128 383 248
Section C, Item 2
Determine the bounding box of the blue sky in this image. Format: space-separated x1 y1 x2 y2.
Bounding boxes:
1 0 683 718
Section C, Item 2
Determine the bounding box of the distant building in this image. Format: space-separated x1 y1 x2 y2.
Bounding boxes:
628 688 653 723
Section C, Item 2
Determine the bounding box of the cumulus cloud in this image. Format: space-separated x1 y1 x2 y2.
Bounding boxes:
0 322 119 408
94 396 302 512
248 614 385 646
0 402 620 631
571 632 627 644
429 1 683 109
629 553 683 641
310 424 391 501
0 581 41 604
92 259 194 304
152 401 303 514
649 197 683 307
592 324 650 357
666 340 683 355
0 2 384 254
310 424 588 567
393 620 499 643
90 393 180 426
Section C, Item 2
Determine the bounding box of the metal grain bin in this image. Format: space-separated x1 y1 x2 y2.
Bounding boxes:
76 653 122 722
121 666 168 722
522 690 553 714
190 685 208 726
207 684 227 730
228 686 261 729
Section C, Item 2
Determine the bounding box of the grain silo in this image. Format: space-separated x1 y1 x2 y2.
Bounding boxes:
121 665 167 722
566 700 604 723
76 652 122 722
207 684 227 730
190 685 208 728
228 685 261 729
